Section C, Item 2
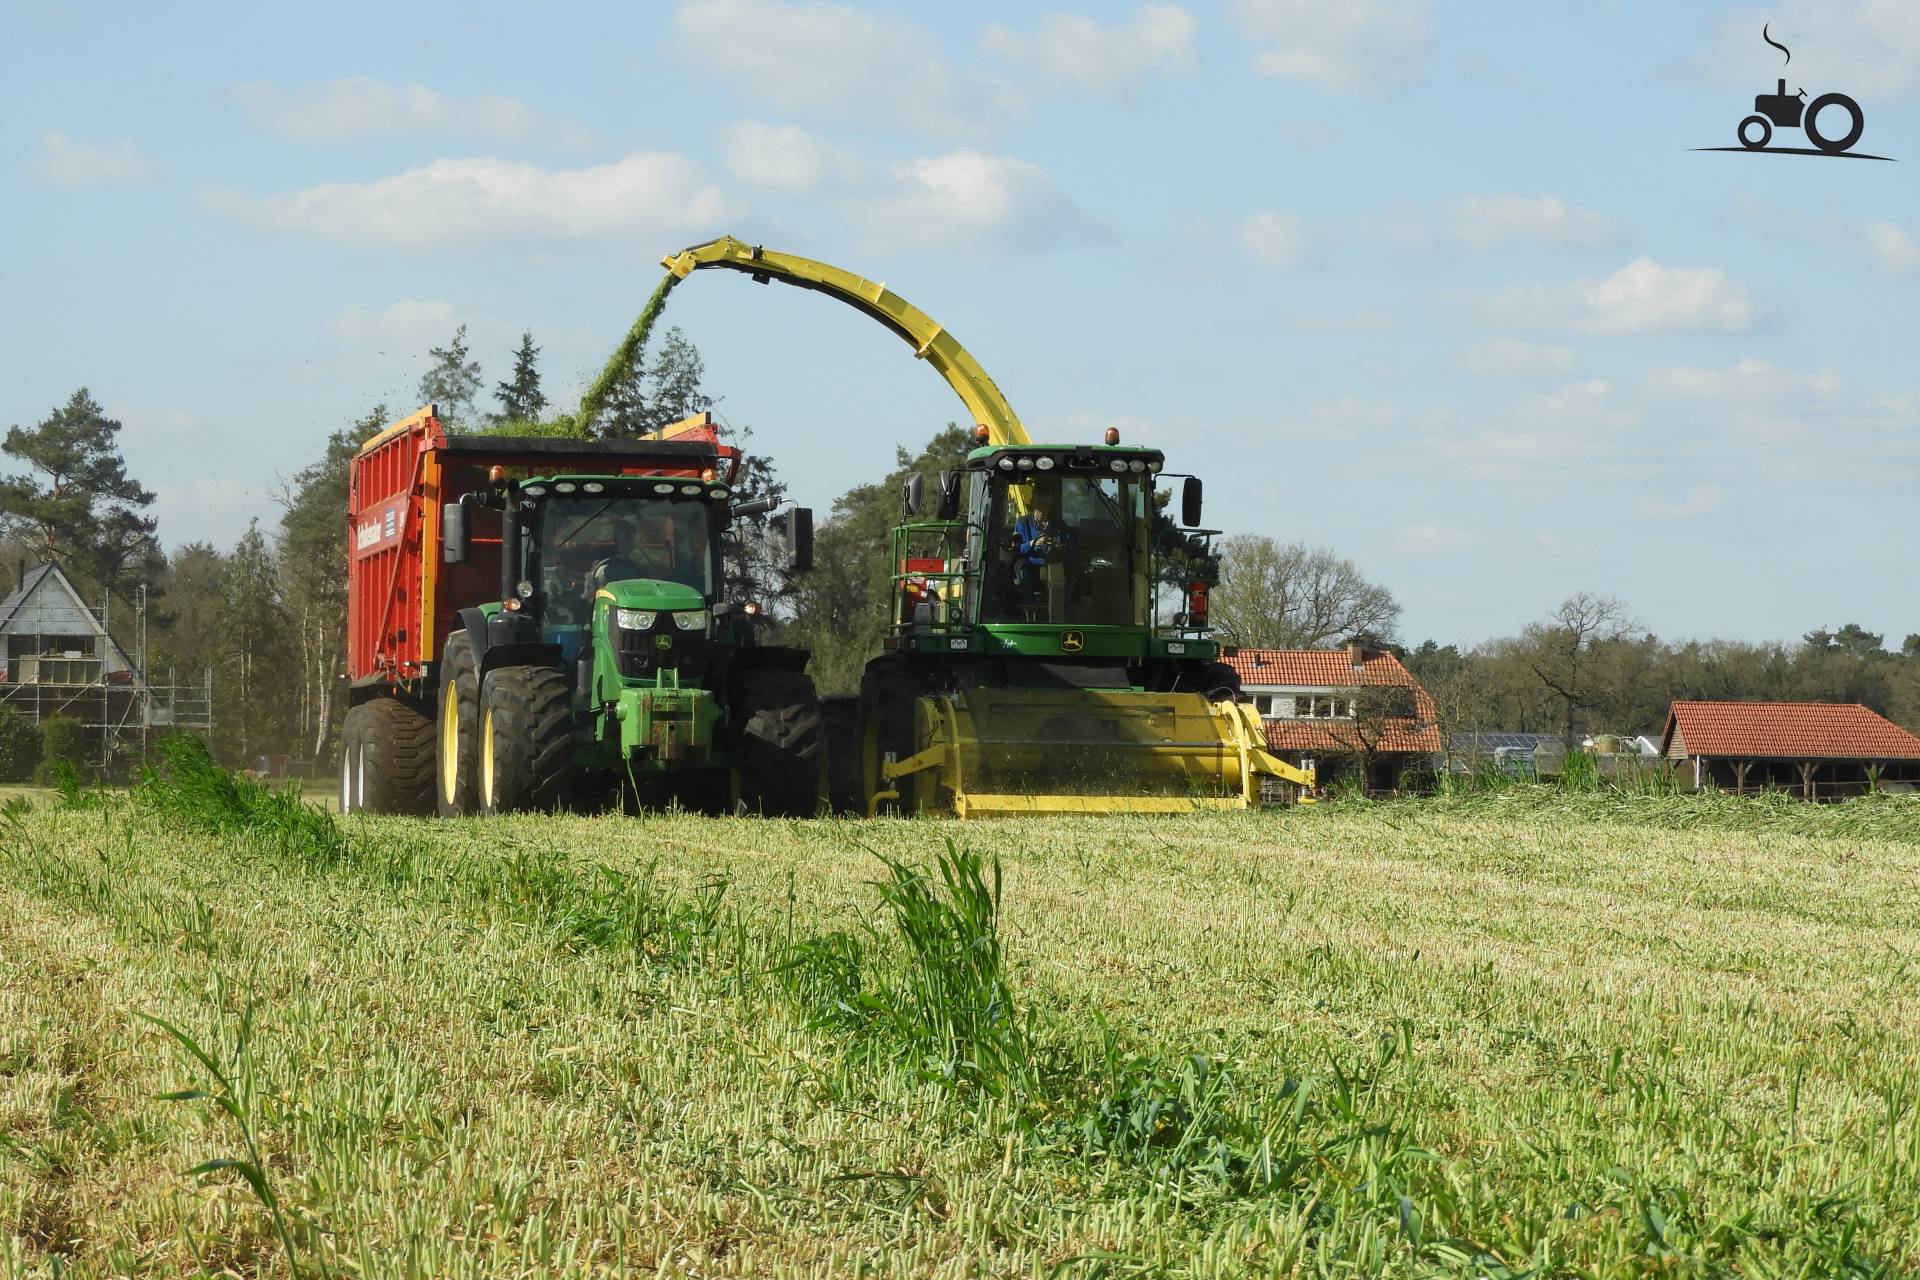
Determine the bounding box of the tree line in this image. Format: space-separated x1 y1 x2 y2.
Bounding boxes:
5 323 1915 770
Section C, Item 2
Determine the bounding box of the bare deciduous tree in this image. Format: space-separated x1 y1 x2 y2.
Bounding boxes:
1514 592 1639 750
1211 536 1400 649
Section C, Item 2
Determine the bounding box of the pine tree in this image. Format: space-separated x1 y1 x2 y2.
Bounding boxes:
217 520 294 763
419 325 483 426
0 388 161 600
493 332 548 424
598 326 713 438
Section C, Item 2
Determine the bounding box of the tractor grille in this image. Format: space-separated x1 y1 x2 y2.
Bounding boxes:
615 620 707 680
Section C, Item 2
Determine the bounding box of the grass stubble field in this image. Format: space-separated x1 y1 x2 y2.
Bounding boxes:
3 750 1920 1278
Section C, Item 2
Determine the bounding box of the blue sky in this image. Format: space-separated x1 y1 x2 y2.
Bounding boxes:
3 1 1915 646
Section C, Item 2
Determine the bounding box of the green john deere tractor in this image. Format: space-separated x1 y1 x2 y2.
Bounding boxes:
436 468 823 816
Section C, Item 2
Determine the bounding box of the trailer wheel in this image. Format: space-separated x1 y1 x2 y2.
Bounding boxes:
857 656 922 815
734 668 825 816
339 703 367 814
358 696 436 815
478 666 573 814
436 632 481 816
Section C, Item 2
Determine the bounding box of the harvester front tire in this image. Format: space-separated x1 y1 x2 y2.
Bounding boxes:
734 668 825 817
436 632 481 816
1182 661 1242 699
357 696 436 816
477 666 574 815
857 657 922 815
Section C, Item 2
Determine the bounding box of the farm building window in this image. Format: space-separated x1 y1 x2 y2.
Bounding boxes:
1289 695 1353 719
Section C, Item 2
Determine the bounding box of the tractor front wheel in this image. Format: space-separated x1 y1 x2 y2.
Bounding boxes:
1738 114 1772 150
477 666 573 815
734 668 826 816
436 632 480 815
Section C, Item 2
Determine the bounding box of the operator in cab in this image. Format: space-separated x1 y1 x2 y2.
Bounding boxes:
1011 481 1068 606
593 514 674 590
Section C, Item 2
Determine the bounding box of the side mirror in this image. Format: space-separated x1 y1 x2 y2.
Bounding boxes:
784 506 814 572
442 503 470 564
935 470 961 521
1181 476 1204 528
902 472 924 518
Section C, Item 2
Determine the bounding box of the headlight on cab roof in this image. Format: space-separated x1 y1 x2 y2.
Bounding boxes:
673 609 708 631
615 608 657 630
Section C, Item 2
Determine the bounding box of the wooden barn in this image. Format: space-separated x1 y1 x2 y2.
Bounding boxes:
1660 700 1920 800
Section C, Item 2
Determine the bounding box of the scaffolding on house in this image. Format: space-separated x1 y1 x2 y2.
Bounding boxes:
0 578 213 772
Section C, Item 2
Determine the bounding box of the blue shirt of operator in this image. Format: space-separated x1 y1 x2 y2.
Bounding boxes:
1014 512 1058 566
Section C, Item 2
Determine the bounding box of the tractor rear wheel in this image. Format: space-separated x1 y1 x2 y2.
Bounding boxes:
436 632 480 816
734 668 825 816
857 656 923 815
357 696 436 815
477 666 573 814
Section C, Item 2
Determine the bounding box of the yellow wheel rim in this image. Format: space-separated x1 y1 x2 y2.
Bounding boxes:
480 707 496 811
439 679 460 805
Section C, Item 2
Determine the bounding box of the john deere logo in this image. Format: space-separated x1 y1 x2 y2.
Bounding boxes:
1061 631 1085 652
655 634 673 650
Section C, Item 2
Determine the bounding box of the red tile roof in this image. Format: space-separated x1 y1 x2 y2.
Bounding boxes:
1661 701 1920 761
1226 647 1443 755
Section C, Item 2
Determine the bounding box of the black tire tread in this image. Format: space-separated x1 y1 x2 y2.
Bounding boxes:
359 696 435 815
481 666 574 814
437 632 481 816
734 667 825 817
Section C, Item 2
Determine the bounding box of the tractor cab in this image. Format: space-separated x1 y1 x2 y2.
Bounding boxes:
497 474 734 669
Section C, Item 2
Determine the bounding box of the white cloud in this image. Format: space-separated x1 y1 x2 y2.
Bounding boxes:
1638 485 1725 519
858 151 1101 252
1644 358 1837 400
1868 221 1919 273
38 131 153 186
1489 257 1755 334
1445 194 1619 250
1236 211 1305 267
1232 0 1430 93
1527 378 1640 429
673 0 1014 137
981 6 1196 98
1465 339 1576 377
330 298 458 348
231 78 593 147
204 152 740 248
718 120 857 194
1395 523 1477 554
